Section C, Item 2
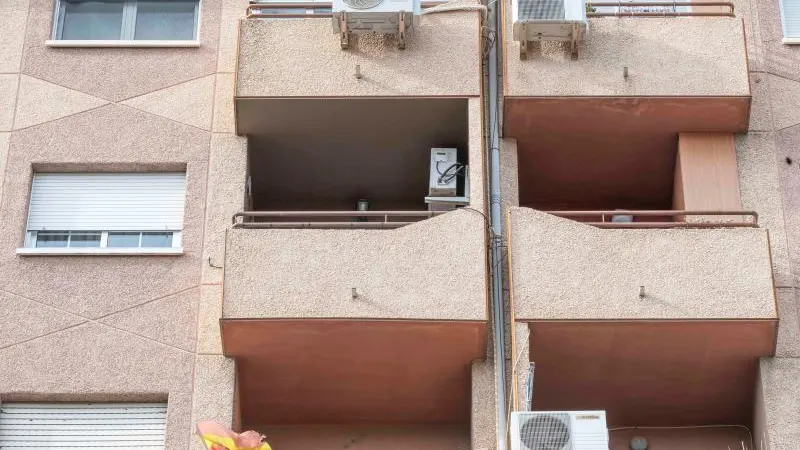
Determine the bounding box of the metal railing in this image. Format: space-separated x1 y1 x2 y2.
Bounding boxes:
246 1 447 18
232 210 446 229
587 1 734 17
544 210 758 229
245 0 734 18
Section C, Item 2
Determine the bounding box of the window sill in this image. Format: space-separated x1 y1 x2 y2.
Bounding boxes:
17 247 184 256
45 40 200 48
783 38 800 45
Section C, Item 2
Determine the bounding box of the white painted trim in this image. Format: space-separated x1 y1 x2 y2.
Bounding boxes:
783 37 800 44
17 247 184 256
45 40 200 47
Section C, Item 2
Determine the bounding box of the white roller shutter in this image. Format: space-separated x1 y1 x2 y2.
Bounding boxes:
26 173 186 232
0 403 167 449
782 0 800 38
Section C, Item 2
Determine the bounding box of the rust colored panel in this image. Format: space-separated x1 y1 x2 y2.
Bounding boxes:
221 319 487 425
675 133 742 211
526 320 776 426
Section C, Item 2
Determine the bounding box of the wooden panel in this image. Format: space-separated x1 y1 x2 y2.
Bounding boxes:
222 319 487 425
674 133 741 211
526 320 776 427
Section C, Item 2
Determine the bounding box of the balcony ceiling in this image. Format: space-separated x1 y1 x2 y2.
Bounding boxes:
221 319 487 426
524 320 776 426
242 98 468 210
504 97 750 210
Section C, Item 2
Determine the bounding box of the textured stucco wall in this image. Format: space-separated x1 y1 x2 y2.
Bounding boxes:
471 360 496 450
504 17 750 97
758 358 800 450
0 0 246 448
739 0 800 364
500 138 518 211
21 0 221 102
509 207 776 320
236 9 482 98
224 210 487 320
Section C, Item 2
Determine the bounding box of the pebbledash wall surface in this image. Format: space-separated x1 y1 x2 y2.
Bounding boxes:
2 0 800 449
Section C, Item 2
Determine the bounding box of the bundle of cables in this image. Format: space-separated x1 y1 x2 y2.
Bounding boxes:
436 161 466 186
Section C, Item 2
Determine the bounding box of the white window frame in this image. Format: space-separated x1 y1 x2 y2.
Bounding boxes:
780 0 800 44
47 0 202 48
24 231 182 248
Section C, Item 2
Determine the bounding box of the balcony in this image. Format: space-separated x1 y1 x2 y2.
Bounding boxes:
509 207 775 321
222 209 486 321
234 1 482 133
219 210 489 450
509 207 776 448
504 1 751 137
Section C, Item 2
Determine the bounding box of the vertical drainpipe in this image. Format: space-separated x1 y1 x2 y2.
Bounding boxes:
485 0 507 448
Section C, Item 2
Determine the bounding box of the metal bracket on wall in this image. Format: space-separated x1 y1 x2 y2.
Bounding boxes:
340 12 350 49
569 22 579 59
398 12 406 49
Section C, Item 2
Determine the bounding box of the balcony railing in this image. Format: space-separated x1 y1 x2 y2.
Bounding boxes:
232 210 447 229
544 210 758 228
246 1 447 18
586 1 734 17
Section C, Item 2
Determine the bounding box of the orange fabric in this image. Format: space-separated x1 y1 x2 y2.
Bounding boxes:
196 421 272 450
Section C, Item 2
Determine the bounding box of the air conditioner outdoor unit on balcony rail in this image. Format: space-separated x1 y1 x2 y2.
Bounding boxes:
510 411 609 450
333 0 420 49
512 0 587 59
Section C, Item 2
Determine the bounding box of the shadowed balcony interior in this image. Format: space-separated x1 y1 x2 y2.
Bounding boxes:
222 320 486 450
524 321 776 450
243 98 469 215
505 98 744 221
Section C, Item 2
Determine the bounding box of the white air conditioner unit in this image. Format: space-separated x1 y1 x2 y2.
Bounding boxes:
333 0 420 49
511 411 609 450
512 0 587 58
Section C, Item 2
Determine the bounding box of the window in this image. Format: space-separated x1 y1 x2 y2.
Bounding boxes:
21 172 186 255
53 0 200 42
249 0 330 16
0 403 167 449
781 0 800 43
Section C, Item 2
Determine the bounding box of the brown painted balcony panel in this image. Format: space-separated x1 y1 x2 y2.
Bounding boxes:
522 320 775 427
221 319 486 425
222 209 487 321
504 13 751 133
509 207 776 320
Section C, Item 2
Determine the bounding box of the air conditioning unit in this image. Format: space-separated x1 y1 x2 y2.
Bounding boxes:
510 411 609 450
512 0 587 59
333 0 420 49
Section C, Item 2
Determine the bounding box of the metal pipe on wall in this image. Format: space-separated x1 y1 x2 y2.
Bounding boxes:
485 0 508 447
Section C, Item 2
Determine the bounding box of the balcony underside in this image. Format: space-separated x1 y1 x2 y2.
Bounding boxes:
524 320 777 426
504 97 750 210
221 319 487 425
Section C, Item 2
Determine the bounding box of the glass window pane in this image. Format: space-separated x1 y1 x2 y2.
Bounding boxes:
141 232 173 247
107 232 141 248
61 0 124 40
69 232 102 247
134 1 197 40
36 232 69 248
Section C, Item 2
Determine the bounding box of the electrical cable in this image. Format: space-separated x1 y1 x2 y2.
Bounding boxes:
436 161 466 184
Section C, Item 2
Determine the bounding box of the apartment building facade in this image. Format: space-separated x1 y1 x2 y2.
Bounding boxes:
0 0 798 449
